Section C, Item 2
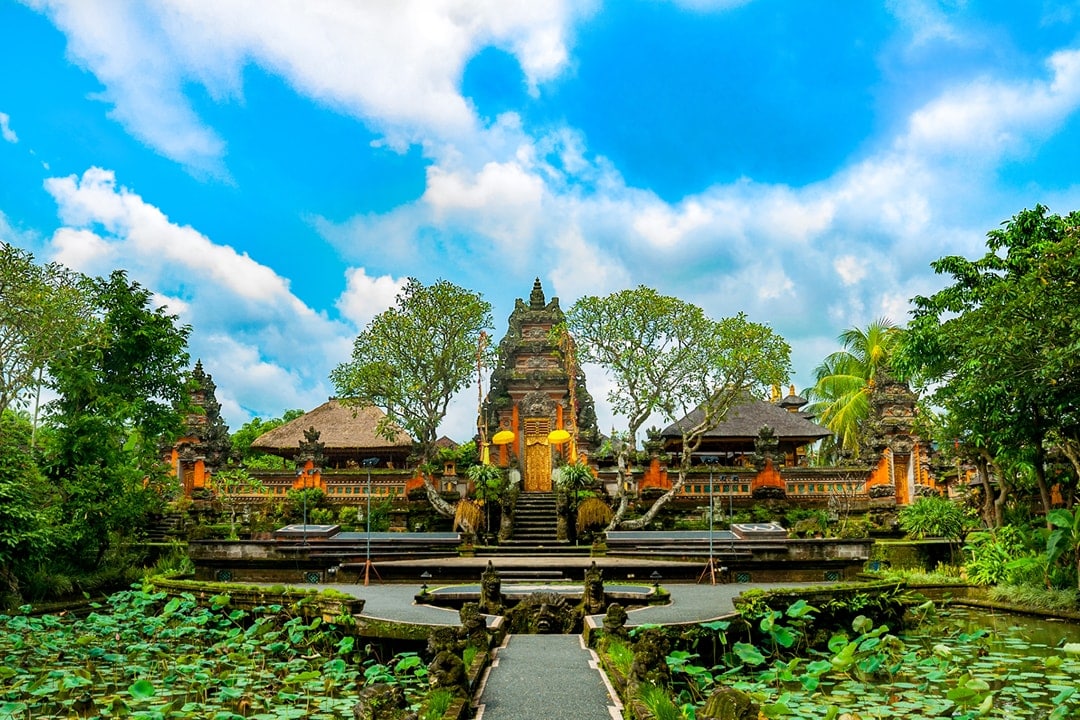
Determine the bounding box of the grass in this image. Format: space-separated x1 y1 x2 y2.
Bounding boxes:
636 682 684 720
987 583 1080 613
603 637 635 676
419 689 455 720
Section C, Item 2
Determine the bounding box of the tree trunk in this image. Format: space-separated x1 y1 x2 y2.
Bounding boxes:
422 471 456 518
1033 444 1053 528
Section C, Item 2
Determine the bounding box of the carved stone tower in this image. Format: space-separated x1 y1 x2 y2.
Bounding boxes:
483 279 599 492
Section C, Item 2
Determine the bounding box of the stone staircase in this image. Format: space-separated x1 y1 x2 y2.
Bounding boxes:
486 492 587 556
146 512 186 542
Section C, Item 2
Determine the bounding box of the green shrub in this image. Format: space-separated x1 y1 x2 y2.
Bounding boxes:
898 496 974 540
963 526 1030 586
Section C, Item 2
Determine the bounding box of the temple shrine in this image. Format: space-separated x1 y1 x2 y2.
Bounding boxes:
482 279 600 492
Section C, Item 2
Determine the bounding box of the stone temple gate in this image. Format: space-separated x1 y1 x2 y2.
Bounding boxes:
483 279 600 492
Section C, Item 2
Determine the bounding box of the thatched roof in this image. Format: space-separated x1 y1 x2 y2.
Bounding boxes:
250 399 414 456
661 394 832 443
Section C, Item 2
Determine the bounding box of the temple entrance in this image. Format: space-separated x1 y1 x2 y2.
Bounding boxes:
523 417 552 492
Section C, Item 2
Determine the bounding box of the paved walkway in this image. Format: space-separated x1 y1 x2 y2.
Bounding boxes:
336 580 813 627
301 580 822 720
475 635 619 720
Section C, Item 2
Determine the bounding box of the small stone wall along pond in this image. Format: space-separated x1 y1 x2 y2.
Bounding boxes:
650 605 1080 719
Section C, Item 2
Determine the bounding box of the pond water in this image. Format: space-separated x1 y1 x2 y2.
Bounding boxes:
710 606 1080 720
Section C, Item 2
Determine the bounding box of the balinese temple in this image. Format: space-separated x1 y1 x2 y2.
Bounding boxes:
660 386 832 467
249 399 414 473
169 360 231 495
483 279 601 492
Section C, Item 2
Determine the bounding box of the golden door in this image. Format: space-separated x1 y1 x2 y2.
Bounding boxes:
523 417 552 492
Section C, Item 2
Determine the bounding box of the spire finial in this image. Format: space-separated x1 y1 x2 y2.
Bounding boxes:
529 277 546 309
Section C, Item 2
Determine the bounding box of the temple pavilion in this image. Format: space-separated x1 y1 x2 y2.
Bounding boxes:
249 399 413 470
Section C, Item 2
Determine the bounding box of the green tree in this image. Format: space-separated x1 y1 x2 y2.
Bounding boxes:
44 270 191 568
0 410 56 600
0 243 93 415
330 278 492 516
897 206 1080 524
207 468 265 539
564 286 791 529
230 409 303 467
1045 508 1080 590
805 318 902 462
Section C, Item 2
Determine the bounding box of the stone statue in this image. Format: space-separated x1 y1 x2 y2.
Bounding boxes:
427 628 468 697
352 683 416 720
698 687 759 720
480 561 503 614
602 602 628 640
630 627 671 687
457 602 490 650
582 561 606 615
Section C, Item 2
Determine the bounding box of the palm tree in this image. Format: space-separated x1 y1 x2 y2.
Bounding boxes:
806 318 902 462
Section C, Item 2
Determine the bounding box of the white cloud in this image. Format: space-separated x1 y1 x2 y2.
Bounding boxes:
39 166 353 428
335 267 406 330
834 255 868 286
632 200 714 248
903 49 1080 158
886 0 967 49
0 112 17 143
549 225 631 302
45 168 294 304
26 0 593 169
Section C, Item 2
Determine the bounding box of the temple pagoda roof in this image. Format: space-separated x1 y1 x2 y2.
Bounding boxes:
660 393 832 444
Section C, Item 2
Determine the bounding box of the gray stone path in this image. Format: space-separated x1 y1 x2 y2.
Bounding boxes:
475 634 619 720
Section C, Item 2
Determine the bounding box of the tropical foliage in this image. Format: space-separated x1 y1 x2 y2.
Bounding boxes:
805 318 902 462
601 600 1080 720
0 585 433 719
330 278 492 518
564 286 791 529
897 205 1080 523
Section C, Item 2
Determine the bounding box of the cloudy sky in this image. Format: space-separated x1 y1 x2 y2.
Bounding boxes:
4 1 1080 440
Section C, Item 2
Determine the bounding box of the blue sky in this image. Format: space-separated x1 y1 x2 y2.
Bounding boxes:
4 0 1080 440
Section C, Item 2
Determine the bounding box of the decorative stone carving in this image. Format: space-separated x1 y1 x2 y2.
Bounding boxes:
582 561 606 615
520 390 556 420
602 603 629 640
630 627 671 687
480 561 503 614
457 602 490 650
699 687 760 720
427 628 468 697
504 591 580 634
751 425 784 471
296 426 327 471
352 683 415 720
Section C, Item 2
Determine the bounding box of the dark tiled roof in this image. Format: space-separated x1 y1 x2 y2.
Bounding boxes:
660 395 832 442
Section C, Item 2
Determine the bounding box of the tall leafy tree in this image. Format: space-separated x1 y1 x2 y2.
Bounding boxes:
0 243 93 414
897 206 1080 524
564 286 791 529
44 270 191 568
330 278 492 515
0 410 56 599
805 318 902 461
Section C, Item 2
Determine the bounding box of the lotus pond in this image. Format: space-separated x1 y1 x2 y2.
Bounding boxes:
657 604 1080 720
0 586 430 719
